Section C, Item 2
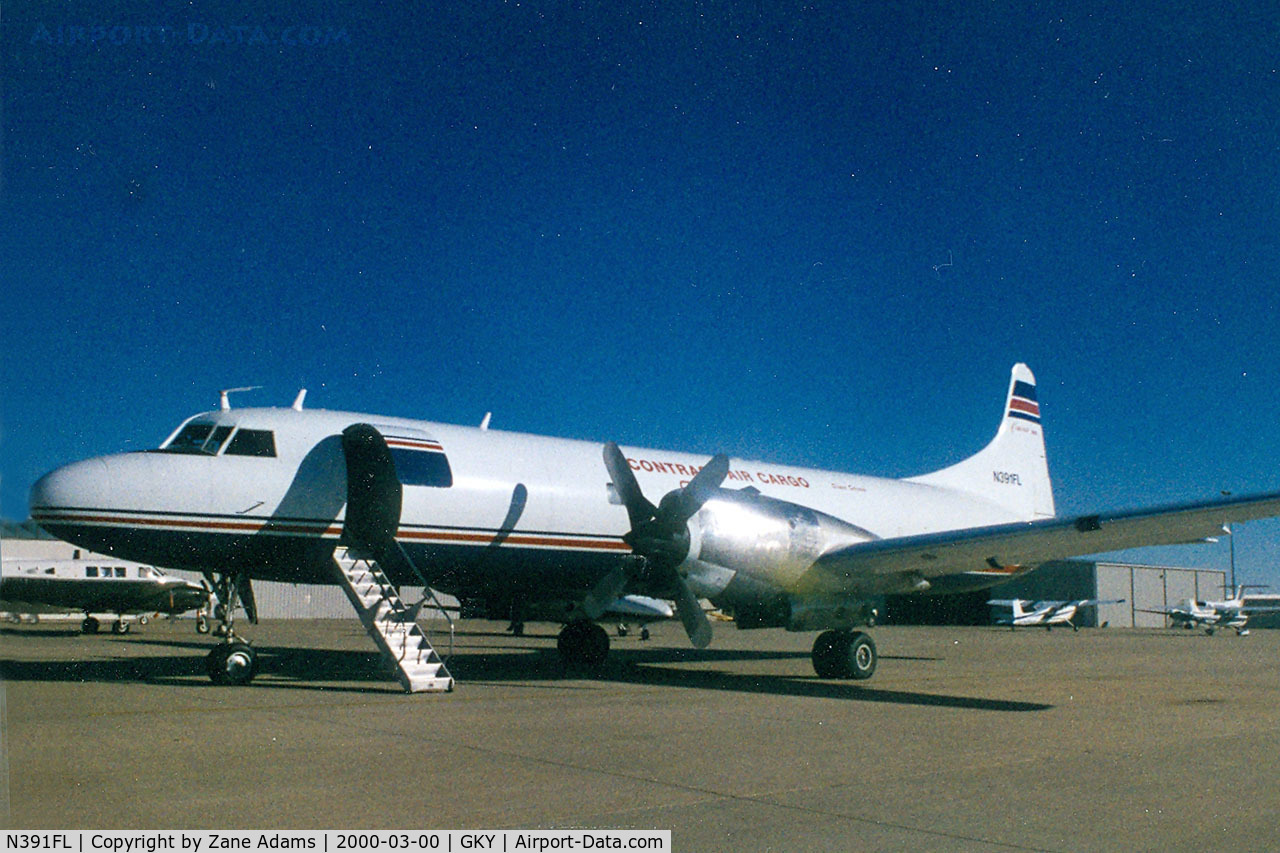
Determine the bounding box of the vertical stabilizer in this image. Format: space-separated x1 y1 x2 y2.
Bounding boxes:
906 364 1056 521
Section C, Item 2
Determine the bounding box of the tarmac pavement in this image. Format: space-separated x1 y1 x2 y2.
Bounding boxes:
3 618 1279 851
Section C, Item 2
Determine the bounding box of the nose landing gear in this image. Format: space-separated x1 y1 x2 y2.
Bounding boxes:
202 571 259 686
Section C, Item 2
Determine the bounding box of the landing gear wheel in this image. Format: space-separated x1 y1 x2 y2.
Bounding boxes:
82 616 100 634
196 614 210 634
640 627 651 641
617 624 629 637
557 621 610 669
812 630 878 680
111 620 131 634
207 641 258 685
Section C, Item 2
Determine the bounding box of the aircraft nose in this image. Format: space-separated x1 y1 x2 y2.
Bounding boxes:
30 456 113 515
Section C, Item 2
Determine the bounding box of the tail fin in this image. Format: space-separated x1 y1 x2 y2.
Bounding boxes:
906 364 1056 521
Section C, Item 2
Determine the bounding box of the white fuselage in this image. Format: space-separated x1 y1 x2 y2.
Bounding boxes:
29 406 1035 617
0 558 207 615
1168 599 1248 630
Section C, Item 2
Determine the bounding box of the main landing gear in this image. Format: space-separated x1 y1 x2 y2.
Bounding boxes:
811 630 878 680
204 572 258 686
80 615 132 634
557 620 610 669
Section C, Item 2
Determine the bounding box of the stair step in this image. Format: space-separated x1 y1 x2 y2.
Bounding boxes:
405 675 454 693
331 553 453 694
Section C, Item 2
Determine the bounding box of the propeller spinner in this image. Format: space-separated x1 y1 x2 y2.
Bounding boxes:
601 441 730 648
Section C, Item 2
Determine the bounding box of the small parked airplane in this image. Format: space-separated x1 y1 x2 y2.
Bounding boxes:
987 597 1124 630
27 364 1280 686
0 557 210 633
1139 586 1280 636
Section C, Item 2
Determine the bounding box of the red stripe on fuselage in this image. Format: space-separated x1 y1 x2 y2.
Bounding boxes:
31 510 627 552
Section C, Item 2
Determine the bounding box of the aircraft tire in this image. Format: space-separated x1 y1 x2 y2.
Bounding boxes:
812 630 851 678
111 620 131 634
196 615 210 634
848 632 877 680
207 642 258 686
82 616 100 634
812 630 877 680
557 621 609 669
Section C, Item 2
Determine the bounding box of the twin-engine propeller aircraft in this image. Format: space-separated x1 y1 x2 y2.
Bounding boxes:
27 364 1280 687
0 557 209 633
986 598 1124 631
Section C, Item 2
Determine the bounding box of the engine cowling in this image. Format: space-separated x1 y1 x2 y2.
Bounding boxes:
681 488 876 602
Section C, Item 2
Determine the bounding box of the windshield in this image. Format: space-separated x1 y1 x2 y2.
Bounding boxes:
160 421 234 455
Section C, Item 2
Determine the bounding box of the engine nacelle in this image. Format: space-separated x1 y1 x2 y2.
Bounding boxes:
720 587 880 632
682 488 876 598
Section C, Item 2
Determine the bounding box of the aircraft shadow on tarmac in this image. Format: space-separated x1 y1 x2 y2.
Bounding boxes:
0 635 1052 712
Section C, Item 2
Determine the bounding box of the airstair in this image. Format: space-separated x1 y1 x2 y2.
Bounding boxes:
332 548 454 693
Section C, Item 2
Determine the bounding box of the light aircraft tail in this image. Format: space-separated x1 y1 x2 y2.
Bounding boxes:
906 364 1056 521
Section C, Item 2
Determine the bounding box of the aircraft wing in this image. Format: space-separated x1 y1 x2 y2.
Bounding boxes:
801 491 1280 594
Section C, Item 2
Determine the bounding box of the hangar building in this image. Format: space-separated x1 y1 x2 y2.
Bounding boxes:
884 560 1229 627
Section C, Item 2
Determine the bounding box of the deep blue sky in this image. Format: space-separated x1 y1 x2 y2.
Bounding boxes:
4 2 1279 584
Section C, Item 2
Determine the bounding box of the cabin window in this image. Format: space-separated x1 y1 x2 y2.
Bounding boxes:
390 448 453 488
86 566 98 577
225 429 277 458
113 567 126 578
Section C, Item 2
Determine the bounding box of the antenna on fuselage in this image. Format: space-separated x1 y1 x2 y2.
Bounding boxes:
219 386 262 411
292 389 307 411
479 412 492 430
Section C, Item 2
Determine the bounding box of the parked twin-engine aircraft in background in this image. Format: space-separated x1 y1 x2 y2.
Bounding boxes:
987 598 1124 631
1139 586 1280 636
0 557 209 633
27 364 1280 688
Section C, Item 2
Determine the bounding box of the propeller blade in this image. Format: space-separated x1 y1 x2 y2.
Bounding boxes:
671 453 731 523
603 442 657 528
581 565 629 621
672 574 713 649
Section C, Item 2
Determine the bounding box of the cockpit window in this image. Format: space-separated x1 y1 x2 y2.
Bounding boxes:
158 421 275 457
225 429 277 458
164 422 216 453
160 422 234 455
206 426 234 454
